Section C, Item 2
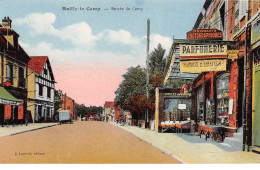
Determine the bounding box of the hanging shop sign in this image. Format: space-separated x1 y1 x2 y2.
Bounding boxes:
251 16 260 45
179 44 227 59
227 50 239 61
187 29 223 40
180 59 226 73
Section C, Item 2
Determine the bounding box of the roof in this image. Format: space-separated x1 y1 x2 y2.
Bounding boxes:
84 112 96 117
105 101 115 108
28 56 48 74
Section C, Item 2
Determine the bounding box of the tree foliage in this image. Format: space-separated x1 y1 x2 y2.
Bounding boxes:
76 104 103 117
114 44 167 121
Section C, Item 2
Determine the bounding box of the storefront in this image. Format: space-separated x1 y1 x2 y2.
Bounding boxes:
0 86 23 126
251 15 260 151
155 87 192 133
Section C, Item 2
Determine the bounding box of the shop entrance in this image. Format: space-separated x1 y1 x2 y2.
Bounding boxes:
253 49 260 147
0 104 4 125
237 57 244 127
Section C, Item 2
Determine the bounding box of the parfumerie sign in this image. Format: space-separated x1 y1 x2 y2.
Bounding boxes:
187 29 223 40
180 59 226 73
180 44 227 57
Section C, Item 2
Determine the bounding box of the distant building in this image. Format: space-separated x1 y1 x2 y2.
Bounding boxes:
104 101 120 122
27 56 55 122
61 94 76 120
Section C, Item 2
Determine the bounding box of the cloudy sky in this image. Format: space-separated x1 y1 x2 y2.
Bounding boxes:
0 0 204 106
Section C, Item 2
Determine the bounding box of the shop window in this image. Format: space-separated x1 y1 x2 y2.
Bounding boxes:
6 62 13 84
197 86 204 122
18 67 25 88
205 82 215 125
39 84 43 96
164 98 192 121
38 105 42 117
216 72 230 126
234 23 240 34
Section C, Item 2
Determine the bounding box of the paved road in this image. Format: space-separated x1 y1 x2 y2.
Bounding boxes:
0 121 180 163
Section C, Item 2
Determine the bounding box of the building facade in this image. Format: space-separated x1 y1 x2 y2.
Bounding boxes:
61 94 76 120
0 17 30 125
27 56 55 122
190 0 260 152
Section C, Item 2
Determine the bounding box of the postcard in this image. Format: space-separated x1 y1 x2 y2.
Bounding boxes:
0 0 260 164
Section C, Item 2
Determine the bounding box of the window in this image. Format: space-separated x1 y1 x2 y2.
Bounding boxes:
18 67 25 87
6 62 13 84
44 68 47 75
39 84 43 96
216 73 230 126
197 85 204 122
234 23 240 33
47 87 51 98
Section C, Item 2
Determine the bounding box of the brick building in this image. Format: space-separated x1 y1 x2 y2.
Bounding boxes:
61 93 76 120
163 0 260 152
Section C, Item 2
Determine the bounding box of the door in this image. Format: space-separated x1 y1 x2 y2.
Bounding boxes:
253 49 260 147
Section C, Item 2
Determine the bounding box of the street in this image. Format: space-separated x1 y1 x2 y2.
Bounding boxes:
0 121 180 164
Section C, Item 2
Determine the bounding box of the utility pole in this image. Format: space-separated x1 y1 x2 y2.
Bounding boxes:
146 19 150 126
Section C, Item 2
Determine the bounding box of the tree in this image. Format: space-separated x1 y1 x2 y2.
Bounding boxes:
115 66 146 107
149 43 166 77
76 104 103 117
114 66 146 120
54 90 62 114
148 44 166 95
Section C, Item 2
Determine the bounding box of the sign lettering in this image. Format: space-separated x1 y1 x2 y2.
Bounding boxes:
187 29 223 40
180 44 227 57
180 59 227 73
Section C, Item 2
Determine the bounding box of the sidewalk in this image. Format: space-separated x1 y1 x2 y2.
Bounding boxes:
0 123 57 137
110 122 260 164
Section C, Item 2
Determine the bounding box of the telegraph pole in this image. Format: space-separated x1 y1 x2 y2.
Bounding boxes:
146 19 150 126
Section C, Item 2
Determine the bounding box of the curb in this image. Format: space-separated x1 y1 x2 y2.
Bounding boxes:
109 122 185 164
10 124 57 136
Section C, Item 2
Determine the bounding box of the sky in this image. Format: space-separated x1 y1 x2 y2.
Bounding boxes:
0 0 204 106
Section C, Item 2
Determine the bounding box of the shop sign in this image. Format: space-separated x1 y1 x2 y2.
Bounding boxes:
187 29 223 40
178 104 186 110
0 98 22 106
227 50 239 61
180 59 226 73
251 17 260 45
179 44 227 57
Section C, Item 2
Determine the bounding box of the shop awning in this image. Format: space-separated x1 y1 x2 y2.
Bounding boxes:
0 87 22 106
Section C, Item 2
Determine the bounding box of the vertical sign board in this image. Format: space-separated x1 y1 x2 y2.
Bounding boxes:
4 104 11 120
18 106 24 120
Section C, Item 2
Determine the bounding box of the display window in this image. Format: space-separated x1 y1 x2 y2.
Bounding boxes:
164 98 192 121
216 72 230 126
205 82 215 125
197 85 204 122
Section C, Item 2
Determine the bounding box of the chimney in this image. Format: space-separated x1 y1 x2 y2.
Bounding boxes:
2 16 12 28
